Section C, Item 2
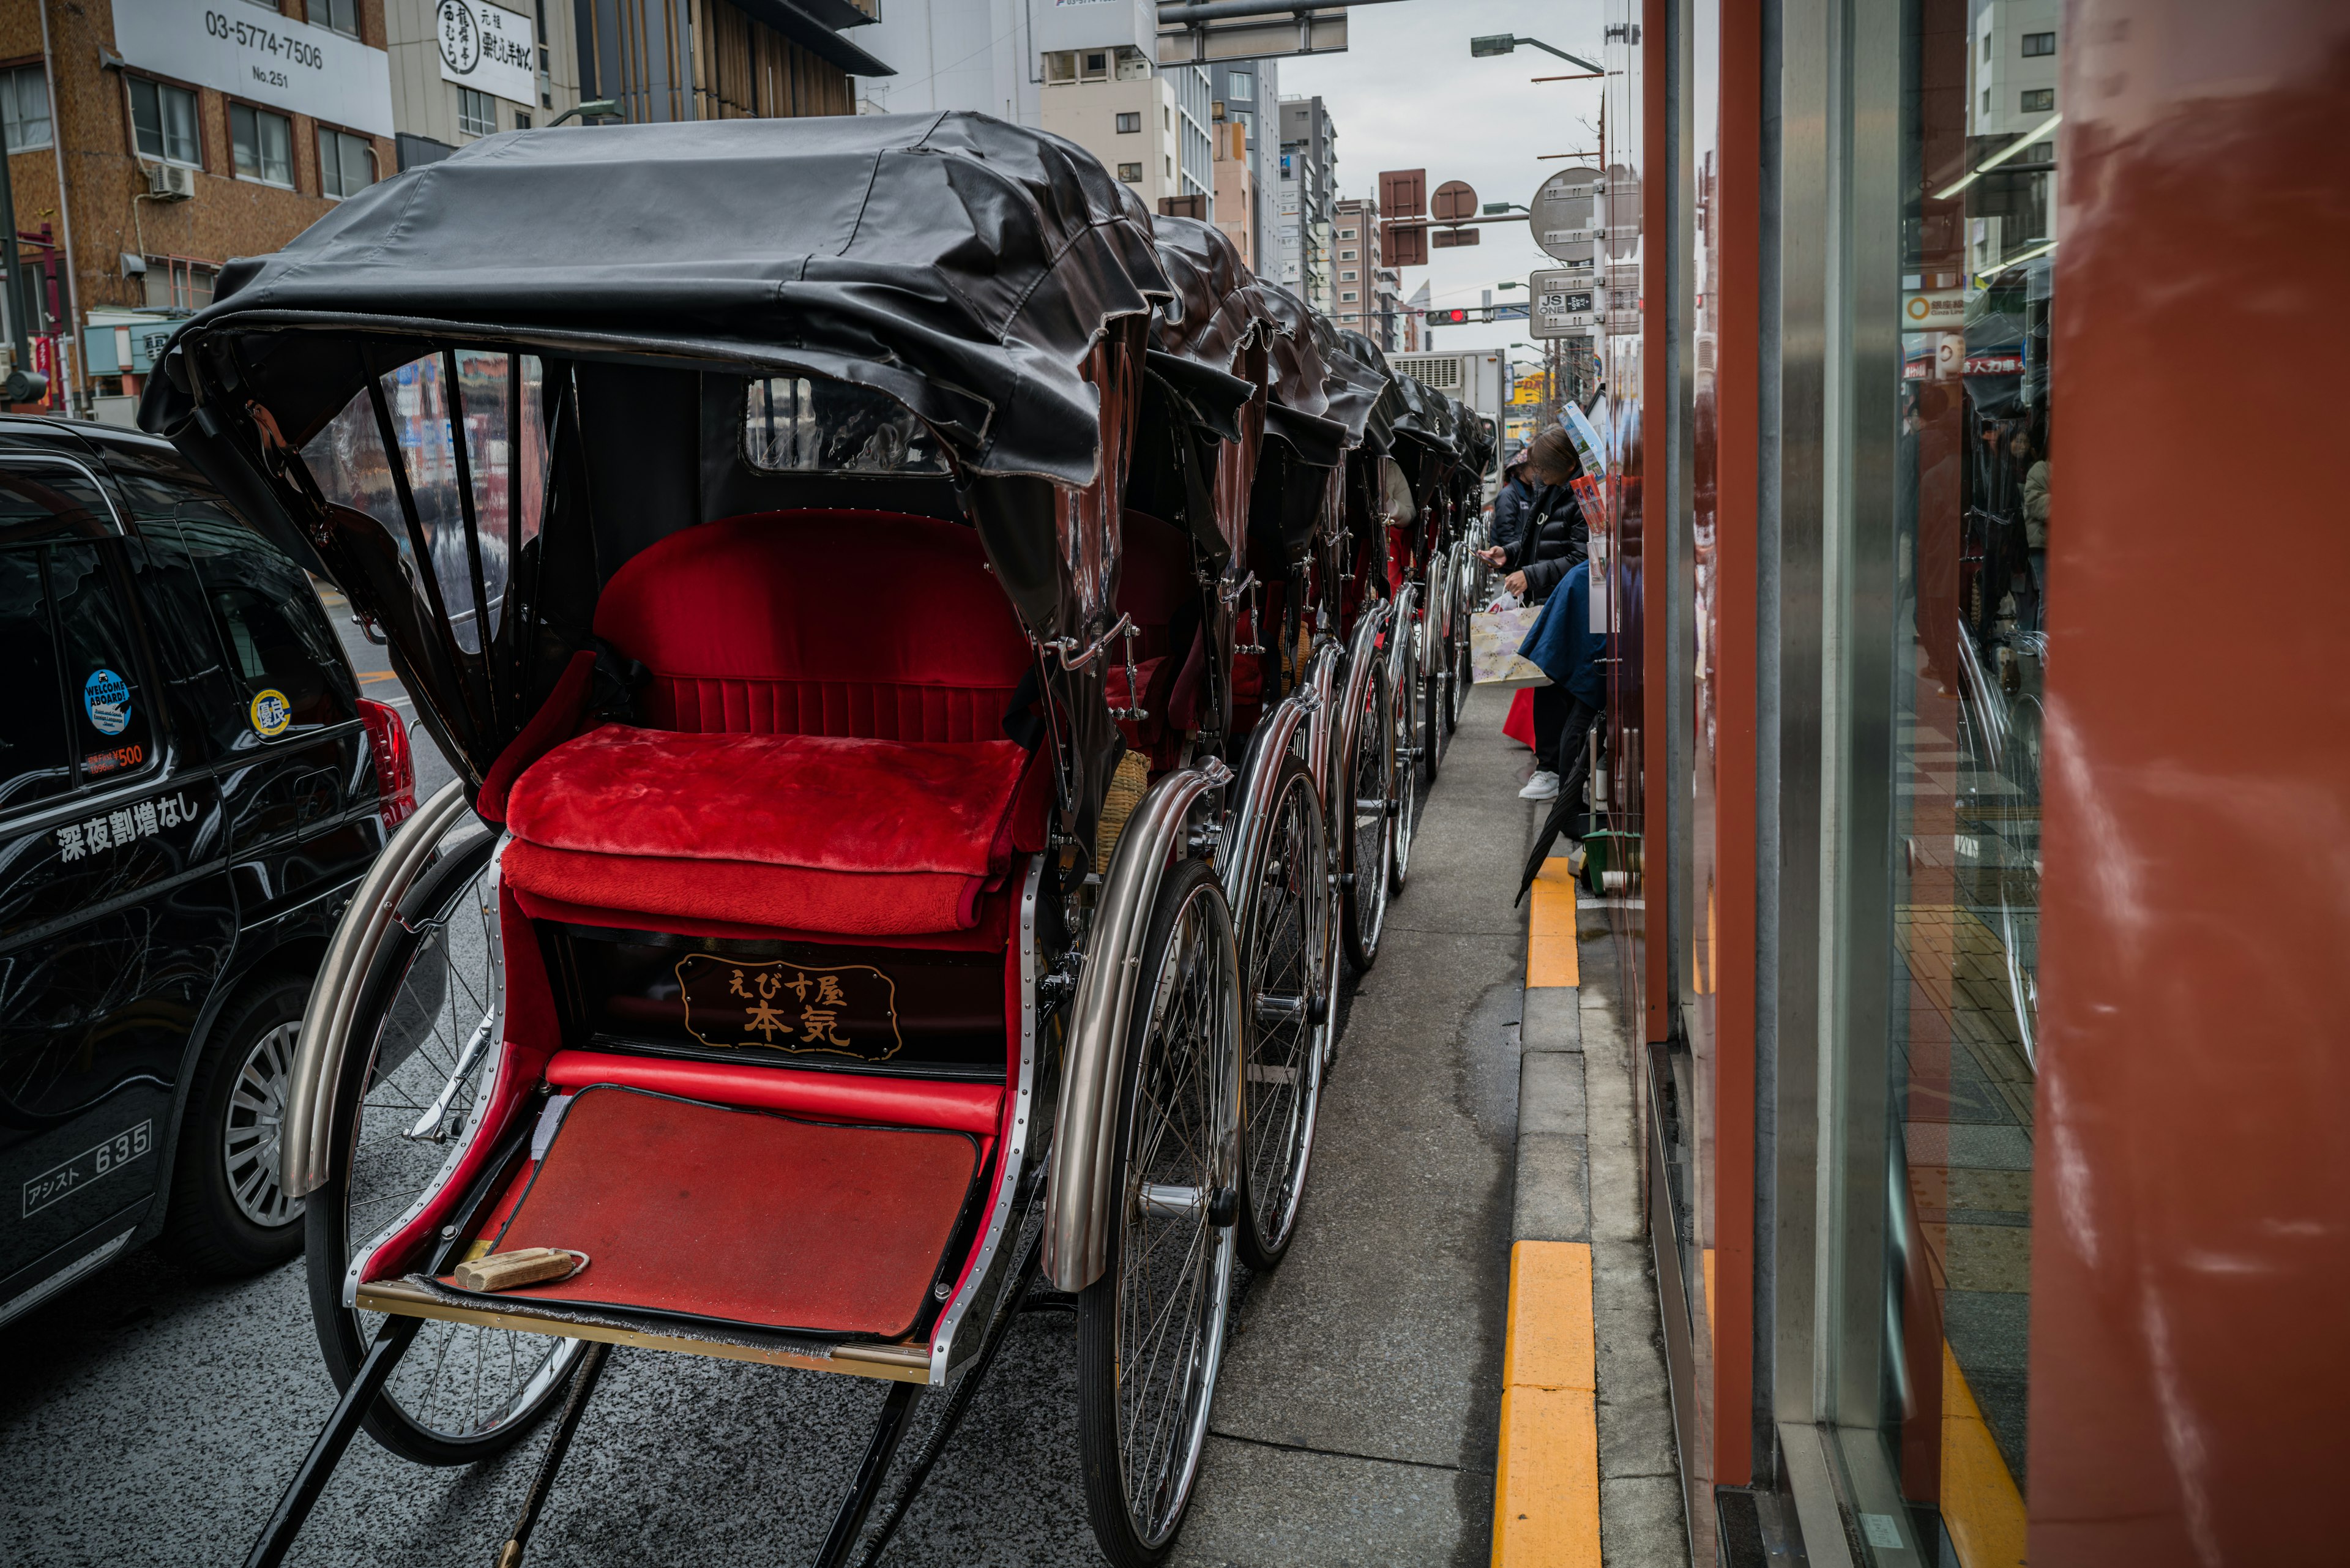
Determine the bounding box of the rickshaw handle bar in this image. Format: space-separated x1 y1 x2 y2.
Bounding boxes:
283 779 477 1200
1043 763 1226 1293
1041 613 1136 673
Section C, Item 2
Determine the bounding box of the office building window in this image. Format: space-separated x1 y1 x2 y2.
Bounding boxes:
1226 73 1253 102
457 86 496 136
1339 227 1356 239
2021 88 2055 112
2021 31 2055 56
1118 162 1142 183
1082 51 1110 80
1341 270 1357 282
1982 88 1991 114
318 127 376 200
230 103 293 187
1117 112 1140 134
1 64 51 152
1340 291 1357 302
308 0 360 36
1340 248 1356 260
513 112 531 130
143 256 218 312
130 77 201 167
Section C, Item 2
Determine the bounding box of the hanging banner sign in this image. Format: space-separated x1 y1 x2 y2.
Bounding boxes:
111 1 394 136
436 0 536 107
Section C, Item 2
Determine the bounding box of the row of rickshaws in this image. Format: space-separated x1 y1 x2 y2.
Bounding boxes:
143 114 1498 1567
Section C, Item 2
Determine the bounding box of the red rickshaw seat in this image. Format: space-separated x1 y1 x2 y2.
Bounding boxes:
594 510 1033 743
498 510 1049 939
501 724 1048 937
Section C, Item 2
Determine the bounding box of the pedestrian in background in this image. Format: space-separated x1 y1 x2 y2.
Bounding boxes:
1477 426 1591 798
1516 554 1609 886
1491 447 1535 552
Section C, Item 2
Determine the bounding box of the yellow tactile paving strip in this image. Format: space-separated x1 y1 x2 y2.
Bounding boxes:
1495 861 1600 1566
1494 1242 1602 1566
1942 1342 2029 1568
1526 856 1581 988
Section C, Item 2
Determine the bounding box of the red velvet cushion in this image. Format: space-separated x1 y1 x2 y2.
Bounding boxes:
502 725 1046 936
453 1085 977 1338
594 510 1032 743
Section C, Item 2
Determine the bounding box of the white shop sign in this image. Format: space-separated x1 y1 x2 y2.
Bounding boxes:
111 0 393 137
436 0 537 108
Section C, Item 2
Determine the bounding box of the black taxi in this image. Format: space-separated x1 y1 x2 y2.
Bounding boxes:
1 416 410 1323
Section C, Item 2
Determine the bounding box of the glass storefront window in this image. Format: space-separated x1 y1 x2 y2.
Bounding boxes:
1866 0 2056 1556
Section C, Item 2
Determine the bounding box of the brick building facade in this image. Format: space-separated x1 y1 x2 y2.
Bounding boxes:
1 1 400 413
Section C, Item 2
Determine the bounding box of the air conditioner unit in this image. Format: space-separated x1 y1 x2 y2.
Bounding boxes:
145 162 195 202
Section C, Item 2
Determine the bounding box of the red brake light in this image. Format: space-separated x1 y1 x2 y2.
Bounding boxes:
356 698 417 829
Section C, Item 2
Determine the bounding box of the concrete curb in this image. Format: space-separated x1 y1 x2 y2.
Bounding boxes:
1493 859 1689 1566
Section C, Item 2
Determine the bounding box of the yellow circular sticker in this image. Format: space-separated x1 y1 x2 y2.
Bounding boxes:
249 689 293 738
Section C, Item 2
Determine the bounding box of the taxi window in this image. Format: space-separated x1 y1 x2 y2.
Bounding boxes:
172 507 354 741
46 540 157 785
0 548 71 812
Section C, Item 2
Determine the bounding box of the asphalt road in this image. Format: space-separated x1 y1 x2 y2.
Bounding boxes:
0 654 1538 1567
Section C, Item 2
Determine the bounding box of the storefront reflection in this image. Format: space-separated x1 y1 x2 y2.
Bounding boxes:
1887 7 2055 1549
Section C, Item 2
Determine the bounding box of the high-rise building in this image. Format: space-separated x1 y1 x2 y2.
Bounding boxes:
1207 59 1279 272
1277 96 1337 311
1963 0 2061 275
1331 196 1378 341
858 1 1215 222
573 0 882 125
1210 122 1256 269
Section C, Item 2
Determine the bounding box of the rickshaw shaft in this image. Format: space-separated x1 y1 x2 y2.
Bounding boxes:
244 1315 423 1568
494 1339 616 1568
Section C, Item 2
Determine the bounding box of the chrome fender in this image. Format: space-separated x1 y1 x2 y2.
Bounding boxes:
283 779 477 1200
1386 580 1422 701
1298 639 1344 815
1217 683 1321 935
1334 599 1392 793
1044 764 1230 1292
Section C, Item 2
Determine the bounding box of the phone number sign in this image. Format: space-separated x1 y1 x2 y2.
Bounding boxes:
111 0 394 136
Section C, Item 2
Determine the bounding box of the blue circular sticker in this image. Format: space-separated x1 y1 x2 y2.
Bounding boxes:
249 689 293 739
83 669 131 736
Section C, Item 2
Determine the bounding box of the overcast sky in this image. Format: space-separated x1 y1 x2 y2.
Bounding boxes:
1280 0 1607 370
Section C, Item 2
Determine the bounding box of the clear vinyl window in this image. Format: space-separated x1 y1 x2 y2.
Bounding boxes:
741 377 947 476
299 350 550 654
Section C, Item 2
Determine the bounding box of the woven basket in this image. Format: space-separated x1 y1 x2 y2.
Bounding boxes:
1094 750 1151 872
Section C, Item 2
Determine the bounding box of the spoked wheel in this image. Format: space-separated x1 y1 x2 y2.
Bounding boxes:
1340 657 1397 974
1389 621 1421 895
1232 756 1331 1271
1078 856 1242 1567
306 823 586 1465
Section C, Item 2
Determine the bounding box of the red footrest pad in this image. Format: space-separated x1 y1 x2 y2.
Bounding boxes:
442 1085 979 1339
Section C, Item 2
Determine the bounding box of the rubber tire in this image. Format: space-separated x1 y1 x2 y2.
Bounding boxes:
1419 582 1447 782
1339 659 1394 974
163 976 312 1278
305 829 575 1466
1078 856 1237 1568
1235 757 1327 1273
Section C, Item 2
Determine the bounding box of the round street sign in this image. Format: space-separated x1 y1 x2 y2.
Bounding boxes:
1431 180 1479 222
1531 166 1602 263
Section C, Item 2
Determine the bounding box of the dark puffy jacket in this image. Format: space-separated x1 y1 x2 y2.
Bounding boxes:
1507 483 1588 602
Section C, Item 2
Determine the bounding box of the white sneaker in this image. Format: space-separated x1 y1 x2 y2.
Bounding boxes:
1518 771 1561 801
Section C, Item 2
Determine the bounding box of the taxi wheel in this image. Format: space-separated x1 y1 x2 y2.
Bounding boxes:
165 975 310 1278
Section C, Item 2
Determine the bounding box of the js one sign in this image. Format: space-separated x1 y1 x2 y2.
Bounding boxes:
437 0 535 106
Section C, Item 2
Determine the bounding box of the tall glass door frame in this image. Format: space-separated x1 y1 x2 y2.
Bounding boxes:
1760 0 1941 1559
